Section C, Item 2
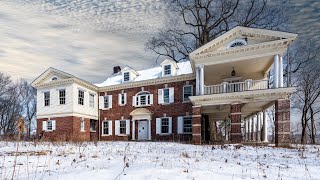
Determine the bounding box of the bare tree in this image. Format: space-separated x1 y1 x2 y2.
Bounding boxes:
146 0 288 61
292 43 320 144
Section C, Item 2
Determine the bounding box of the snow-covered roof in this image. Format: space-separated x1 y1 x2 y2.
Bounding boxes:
95 61 193 87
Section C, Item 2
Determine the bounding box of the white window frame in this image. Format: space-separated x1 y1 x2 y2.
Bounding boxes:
59 89 66 105
47 120 53 131
156 117 172 135
183 116 192 134
123 72 130 82
119 120 127 135
44 91 50 106
163 64 172 76
103 95 112 109
43 120 56 131
183 85 193 102
133 91 153 107
78 90 84 105
102 121 109 135
163 88 170 104
80 118 85 132
118 93 127 106
89 94 94 108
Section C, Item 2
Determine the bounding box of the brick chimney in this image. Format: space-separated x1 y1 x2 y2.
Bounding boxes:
113 66 121 74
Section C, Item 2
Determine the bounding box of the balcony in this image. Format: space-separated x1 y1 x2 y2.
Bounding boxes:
204 79 269 95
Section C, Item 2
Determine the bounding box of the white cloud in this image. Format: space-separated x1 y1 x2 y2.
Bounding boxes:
0 0 169 83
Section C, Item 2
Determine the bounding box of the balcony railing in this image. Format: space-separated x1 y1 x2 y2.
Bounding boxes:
204 79 269 95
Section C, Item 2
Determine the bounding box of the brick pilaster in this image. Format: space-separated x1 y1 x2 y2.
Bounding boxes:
275 99 291 147
192 106 202 144
230 104 242 143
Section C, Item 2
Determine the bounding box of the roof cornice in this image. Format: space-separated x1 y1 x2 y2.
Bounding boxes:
98 73 195 92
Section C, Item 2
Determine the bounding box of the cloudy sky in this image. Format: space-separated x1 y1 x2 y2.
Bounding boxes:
0 0 319 83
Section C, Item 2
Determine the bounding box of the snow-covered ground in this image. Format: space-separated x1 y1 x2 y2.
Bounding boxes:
0 142 319 180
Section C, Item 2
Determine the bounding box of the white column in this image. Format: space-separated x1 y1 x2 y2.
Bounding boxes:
200 65 205 95
196 67 200 95
279 55 284 88
247 118 251 141
257 113 261 142
132 120 135 140
263 110 268 143
251 116 254 141
148 119 151 140
244 119 248 141
273 55 279 88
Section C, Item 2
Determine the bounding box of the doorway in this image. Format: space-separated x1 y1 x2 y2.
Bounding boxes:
138 120 148 140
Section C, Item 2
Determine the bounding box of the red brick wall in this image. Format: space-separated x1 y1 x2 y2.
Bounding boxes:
100 80 195 142
275 99 291 146
230 104 242 143
37 116 92 141
192 106 202 144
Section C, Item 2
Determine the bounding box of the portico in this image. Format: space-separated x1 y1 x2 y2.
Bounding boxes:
189 26 297 146
130 108 152 141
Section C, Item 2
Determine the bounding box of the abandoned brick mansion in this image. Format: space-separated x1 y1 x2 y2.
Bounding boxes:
32 27 297 146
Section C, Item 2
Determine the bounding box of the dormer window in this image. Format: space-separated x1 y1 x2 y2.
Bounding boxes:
123 72 130 82
164 65 171 76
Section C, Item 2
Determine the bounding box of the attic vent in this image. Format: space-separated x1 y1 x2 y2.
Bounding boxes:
227 39 247 49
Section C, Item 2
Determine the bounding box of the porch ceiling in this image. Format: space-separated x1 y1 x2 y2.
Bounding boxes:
204 55 273 85
204 101 273 121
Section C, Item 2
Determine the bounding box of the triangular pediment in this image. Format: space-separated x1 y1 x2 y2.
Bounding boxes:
31 67 75 87
190 26 298 57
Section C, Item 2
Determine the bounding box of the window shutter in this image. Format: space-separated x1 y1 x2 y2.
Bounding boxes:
177 116 184 134
169 87 174 103
156 118 161 134
42 121 47 131
115 120 120 135
168 117 172 134
150 94 153 105
126 120 130 135
99 96 104 109
108 95 112 108
124 93 127 105
52 120 56 131
108 121 113 135
118 94 121 105
158 89 163 104
132 96 136 107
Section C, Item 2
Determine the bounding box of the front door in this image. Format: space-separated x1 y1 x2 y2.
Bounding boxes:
138 120 148 140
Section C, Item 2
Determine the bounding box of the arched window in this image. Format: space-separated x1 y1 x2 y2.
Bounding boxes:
51 76 58 81
227 39 247 49
134 91 153 107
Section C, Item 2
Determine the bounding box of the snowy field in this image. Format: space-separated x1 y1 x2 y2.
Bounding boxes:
0 142 319 180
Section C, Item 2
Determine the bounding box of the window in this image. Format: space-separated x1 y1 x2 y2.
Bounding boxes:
120 121 126 134
118 93 126 105
158 88 174 104
78 90 84 105
80 118 85 131
161 118 169 134
163 65 171 75
104 95 112 108
51 77 58 81
89 94 94 108
90 121 96 132
44 92 50 106
123 72 130 82
134 92 152 107
163 89 169 103
59 89 66 105
47 120 53 131
183 85 193 101
102 121 109 135
183 117 192 133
